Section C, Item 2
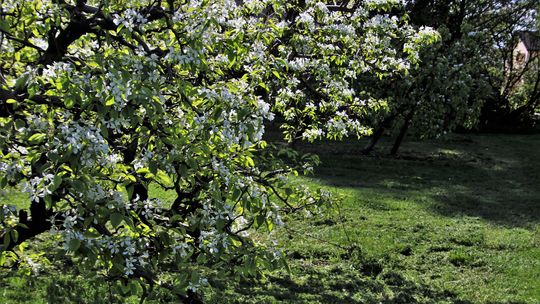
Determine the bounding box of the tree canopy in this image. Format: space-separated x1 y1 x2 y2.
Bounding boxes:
0 0 438 302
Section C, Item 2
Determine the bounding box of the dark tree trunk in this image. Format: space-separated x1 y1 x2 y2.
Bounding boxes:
3 154 56 251
182 291 203 304
362 126 385 155
390 113 413 156
361 112 398 155
3 198 54 251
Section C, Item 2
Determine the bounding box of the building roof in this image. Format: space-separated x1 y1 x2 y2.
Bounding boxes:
517 31 540 52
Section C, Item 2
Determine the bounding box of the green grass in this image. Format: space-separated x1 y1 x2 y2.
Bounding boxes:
2 133 540 303
206 133 540 303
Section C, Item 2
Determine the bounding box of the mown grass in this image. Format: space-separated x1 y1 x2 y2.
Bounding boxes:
206 133 540 303
2 133 540 303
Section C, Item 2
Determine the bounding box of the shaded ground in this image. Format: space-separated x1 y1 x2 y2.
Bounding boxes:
305 134 540 228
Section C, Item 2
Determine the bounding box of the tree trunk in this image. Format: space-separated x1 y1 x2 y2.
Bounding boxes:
182 291 203 304
390 113 413 156
361 112 398 155
3 198 54 251
361 126 385 155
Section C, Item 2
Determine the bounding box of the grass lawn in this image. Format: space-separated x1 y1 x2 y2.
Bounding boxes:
2 133 540 303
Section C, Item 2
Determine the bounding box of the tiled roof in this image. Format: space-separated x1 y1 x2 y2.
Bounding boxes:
517 31 540 52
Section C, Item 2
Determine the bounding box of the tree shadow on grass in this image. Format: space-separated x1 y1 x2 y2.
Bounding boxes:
429 187 540 227
220 266 473 304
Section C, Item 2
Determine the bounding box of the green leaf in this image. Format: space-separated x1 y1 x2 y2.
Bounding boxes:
0 20 10 33
100 124 109 139
28 133 46 144
136 168 151 174
10 230 18 243
156 170 172 186
71 180 84 193
186 158 198 170
49 175 62 192
3 231 10 247
266 219 273 232
231 188 242 201
125 174 137 183
275 58 288 70
64 97 75 108
245 156 255 168
60 164 73 173
14 73 30 90
68 239 81 251
17 241 28 253
126 185 134 200
258 82 269 91
14 119 25 129
284 187 293 196
44 195 53 209
87 61 101 69
110 213 123 228
255 214 265 227
179 164 188 177
6 98 17 104
149 161 158 174
105 97 115 106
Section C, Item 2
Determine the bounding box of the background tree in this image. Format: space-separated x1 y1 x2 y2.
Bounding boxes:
360 0 539 155
475 0 539 130
360 28 487 155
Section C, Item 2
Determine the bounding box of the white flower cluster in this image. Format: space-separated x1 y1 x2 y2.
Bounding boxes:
198 228 229 254
24 257 42 274
364 0 400 6
0 160 23 181
297 11 315 30
165 46 202 66
212 158 232 185
102 115 130 133
0 204 18 227
196 86 273 149
187 277 208 293
55 123 115 167
257 100 275 121
326 118 348 138
404 26 440 63
57 207 154 276
248 41 267 61
104 71 132 110
288 57 310 72
231 215 250 237
302 128 325 141
138 198 163 217
132 149 154 171
23 173 54 202
113 9 148 32
325 23 356 38
172 242 190 257
101 236 151 276
42 62 74 79
61 210 85 250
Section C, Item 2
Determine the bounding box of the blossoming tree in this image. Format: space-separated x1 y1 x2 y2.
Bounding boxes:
0 0 437 301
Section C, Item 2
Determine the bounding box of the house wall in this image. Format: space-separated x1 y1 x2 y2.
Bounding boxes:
513 41 529 67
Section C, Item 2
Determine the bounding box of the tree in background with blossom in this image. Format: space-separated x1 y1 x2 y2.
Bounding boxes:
0 0 437 302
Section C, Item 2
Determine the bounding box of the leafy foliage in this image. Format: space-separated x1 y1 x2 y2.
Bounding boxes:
0 0 436 301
